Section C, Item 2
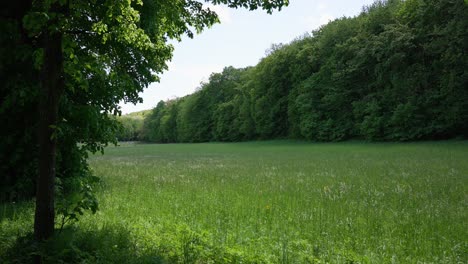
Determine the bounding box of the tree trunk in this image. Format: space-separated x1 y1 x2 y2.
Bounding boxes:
34 16 64 241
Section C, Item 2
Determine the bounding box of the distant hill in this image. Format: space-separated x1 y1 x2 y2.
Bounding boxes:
122 109 151 119
115 110 150 141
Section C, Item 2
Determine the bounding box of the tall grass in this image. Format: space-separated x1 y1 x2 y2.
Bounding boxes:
1 141 467 263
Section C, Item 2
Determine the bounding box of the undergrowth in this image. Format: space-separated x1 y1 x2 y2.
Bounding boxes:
1 141 467 263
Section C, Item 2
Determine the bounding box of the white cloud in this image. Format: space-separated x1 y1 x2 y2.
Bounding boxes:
303 16 318 29
317 2 327 11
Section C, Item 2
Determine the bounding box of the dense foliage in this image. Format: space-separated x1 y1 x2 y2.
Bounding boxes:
140 0 468 143
114 111 149 141
0 0 287 233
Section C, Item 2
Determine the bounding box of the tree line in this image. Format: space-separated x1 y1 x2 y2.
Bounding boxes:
121 0 467 143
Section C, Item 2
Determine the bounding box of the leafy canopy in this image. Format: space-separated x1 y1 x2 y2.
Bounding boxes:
0 0 288 208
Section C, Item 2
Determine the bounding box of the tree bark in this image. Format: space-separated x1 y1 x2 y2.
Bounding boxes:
34 12 64 241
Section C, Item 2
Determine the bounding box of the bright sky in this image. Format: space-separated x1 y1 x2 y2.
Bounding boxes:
120 0 375 114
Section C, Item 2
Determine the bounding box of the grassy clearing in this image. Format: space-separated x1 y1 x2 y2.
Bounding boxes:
1 141 467 263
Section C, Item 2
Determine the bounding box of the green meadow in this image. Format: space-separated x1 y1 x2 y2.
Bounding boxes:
2 141 467 263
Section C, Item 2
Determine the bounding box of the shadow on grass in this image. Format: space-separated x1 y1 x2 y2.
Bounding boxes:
2 226 165 264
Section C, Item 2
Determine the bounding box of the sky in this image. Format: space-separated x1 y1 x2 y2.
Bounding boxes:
120 0 376 114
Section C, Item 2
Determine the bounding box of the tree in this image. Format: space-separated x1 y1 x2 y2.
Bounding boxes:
1 0 288 242
141 101 167 142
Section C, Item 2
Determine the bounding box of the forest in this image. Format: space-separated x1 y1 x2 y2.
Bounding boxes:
1 0 467 263
122 0 468 143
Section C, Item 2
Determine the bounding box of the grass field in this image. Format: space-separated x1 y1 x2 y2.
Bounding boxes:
1 141 467 263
